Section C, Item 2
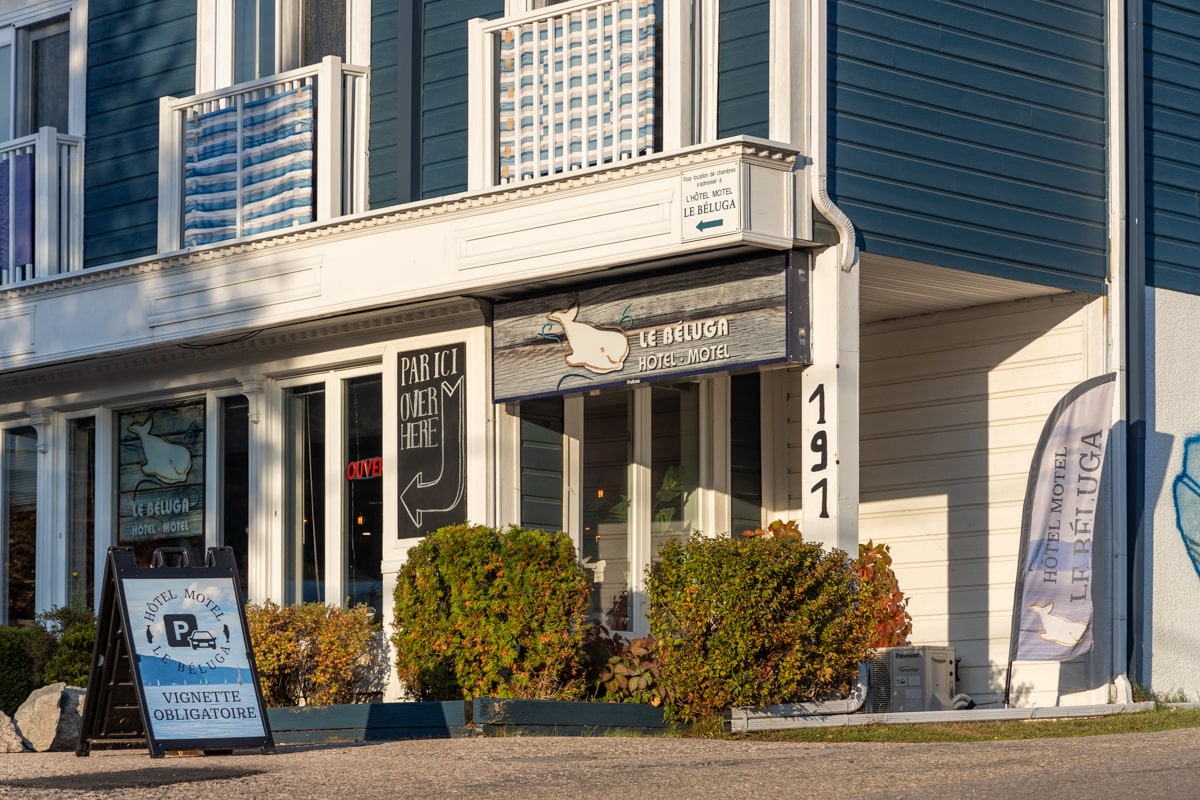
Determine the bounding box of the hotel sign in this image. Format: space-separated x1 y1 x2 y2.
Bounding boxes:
493 252 810 403
117 400 205 543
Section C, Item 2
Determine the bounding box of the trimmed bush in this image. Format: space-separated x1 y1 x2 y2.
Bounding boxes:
646 529 875 723
246 601 379 707
392 524 592 701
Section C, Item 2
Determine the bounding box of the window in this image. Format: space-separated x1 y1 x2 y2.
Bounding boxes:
67 417 95 611
200 0 355 92
343 374 381 610
2 426 37 625
0 15 69 141
284 383 326 604
568 383 702 633
281 370 384 608
221 397 251 599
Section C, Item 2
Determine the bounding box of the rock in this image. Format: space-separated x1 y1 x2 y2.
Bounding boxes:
13 683 87 752
0 711 30 753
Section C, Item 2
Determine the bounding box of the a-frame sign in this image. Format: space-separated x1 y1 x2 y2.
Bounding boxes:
77 546 274 758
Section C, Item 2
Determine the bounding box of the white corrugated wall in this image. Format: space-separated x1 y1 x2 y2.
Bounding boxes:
790 292 1108 706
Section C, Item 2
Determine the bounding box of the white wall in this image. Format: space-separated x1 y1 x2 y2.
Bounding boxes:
1146 286 1200 700
857 293 1108 707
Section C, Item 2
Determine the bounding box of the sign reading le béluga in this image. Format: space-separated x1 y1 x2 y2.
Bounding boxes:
681 162 742 241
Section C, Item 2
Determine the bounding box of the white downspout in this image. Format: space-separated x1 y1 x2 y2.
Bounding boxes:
809 0 858 272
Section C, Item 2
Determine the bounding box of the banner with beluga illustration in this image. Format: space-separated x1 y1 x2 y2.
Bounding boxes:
492 253 811 403
118 399 205 545
1008 373 1116 666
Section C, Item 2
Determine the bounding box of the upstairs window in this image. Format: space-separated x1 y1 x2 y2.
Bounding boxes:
201 0 355 92
0 15 70 141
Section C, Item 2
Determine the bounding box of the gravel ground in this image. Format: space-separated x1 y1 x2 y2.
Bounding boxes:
3 728 1200 799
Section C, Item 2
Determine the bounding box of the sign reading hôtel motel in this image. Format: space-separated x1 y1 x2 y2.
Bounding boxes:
492 253 811 403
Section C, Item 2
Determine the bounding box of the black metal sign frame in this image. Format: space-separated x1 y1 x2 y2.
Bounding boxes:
77 546 275 758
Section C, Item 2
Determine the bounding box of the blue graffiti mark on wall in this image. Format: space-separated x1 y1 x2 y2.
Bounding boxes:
1172 435 1200 577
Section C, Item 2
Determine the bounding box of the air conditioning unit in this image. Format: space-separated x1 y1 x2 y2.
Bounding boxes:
868 646 956 713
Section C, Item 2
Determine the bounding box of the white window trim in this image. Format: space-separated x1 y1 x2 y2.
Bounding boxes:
196 0 367 94
0 0 87 138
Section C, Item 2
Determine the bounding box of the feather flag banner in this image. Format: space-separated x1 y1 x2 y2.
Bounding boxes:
1009 373 1116 663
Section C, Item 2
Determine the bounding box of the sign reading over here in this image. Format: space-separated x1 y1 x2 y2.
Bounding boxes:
681 162 742 241
492 253 811 403
397 342 468 538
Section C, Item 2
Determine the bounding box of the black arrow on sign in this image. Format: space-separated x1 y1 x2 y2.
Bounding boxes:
400 377 465 529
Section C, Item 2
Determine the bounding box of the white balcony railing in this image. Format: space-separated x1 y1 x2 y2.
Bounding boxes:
158 56 368 251
0 127 84 287
470 0 661 188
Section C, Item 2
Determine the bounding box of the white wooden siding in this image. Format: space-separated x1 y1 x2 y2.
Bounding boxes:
853 293 1102 707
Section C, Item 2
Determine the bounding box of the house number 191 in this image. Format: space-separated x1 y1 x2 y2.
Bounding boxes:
808 383 830 519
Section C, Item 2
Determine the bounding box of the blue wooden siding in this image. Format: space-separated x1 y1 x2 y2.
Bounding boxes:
717 0 769 139
1143 0 1200 293
829 0 1108 293
419 0 504 199
369 0 405 208
84 0 195 268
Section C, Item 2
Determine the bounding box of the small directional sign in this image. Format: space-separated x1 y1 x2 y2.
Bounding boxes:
681 162 742 241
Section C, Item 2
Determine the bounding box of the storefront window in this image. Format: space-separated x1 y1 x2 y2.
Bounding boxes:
3 427 37 625
284 384 325 604
649 383 699 562
67 418 95 610
582 392 631 629
344 375 382 610
117 400 205 566
577 384 699 632
221 397 250 598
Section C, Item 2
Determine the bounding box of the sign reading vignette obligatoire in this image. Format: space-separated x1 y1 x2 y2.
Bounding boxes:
77 546 274 758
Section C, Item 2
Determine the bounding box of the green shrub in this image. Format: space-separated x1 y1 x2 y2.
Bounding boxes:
391 524 592 701
246 601 379 707
646 529 875 723
41 622 97 687
0 626 44 715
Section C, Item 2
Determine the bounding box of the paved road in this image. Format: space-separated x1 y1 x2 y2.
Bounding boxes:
3 728 1200 799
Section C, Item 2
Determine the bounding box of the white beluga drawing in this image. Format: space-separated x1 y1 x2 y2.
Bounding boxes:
546 301 630 374
128 419 192 484
1028 601 1088 646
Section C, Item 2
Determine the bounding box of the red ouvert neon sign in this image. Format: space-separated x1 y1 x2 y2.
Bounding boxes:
346 457 383 481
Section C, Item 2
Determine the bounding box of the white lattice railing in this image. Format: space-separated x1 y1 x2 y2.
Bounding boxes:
0 128 83 287
158 56 368 251
471 0 661 187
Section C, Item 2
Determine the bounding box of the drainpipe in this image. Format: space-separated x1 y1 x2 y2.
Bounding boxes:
1122 0 1148 689
809 0 857 272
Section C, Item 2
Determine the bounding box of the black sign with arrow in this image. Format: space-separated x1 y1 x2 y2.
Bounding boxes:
397 342 467 538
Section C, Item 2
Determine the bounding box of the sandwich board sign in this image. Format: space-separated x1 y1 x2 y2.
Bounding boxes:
77 546 274 757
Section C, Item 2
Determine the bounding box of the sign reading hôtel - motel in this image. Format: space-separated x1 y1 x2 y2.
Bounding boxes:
492 253 811 403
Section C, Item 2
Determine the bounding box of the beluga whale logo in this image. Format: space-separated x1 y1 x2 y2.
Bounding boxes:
127 419 193 485
1027 601 1088 647
544 301 630 375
